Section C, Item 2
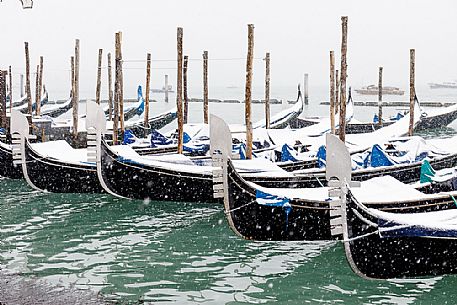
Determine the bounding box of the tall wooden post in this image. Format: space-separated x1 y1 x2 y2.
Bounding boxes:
20 74 24 98
38 56 43 115
378 67 383 126
338 16 348 142
409 49 415 136
176 27 184 154
24 42 32 117
107 53 113 121
304 73 309 105
73 39 80 139
144 53 151 129
35 64 40 116
116 32 124 137
0 71 6 129
95 49 103 104
164 75 169 103
329 51 335 134
8 66 12 113
183 55 189 124
113 50 119 144
335 69 340 114
245 24 254 159
264 52 271 128
71 56 76 137
203 50 209 124
114 32 122 143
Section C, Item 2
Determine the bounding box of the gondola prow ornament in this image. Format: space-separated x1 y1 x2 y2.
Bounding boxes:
325 134 360 237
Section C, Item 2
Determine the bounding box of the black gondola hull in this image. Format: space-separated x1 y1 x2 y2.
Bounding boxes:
344 190 457 279
24 141 103 193
0 143 23 179
100 140 215 203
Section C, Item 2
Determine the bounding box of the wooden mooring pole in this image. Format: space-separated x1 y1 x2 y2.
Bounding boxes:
203 50 209 124
96 49 103 104
164 75 169 103
378 67 383 126
24 42 32 118
304 73 309 105
329 51 335 134
144 53 151 130
35 64 40 116
338 16 348 142
107 53 113 120
176 27 184 154
73 39 80 140
114 32 122 143
335 69 339 114
183 55 189 124
264 52 270 129
116 32 124 138
245 24 254 159
20 74 24 98
8 66 12 114
409 49 415 136
71 56 76 137
38 56 43 115
0 71 6 129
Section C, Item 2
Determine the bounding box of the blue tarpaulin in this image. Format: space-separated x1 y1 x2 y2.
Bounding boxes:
281 144 298 162
123 130 136 145
363 144 395 168
317 145 326 168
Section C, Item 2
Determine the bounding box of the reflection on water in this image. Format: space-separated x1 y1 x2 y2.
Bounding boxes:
2 179 457 304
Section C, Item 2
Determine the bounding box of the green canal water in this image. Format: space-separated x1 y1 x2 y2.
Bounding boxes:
1 177 457 304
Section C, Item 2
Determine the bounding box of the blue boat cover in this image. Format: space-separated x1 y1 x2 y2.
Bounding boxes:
136 85 145 116
317 145 326 168
256 189 292 230
281 144 298 162
363 144 395 168
150 130 173 147
123 129 136 145
183 132 192 144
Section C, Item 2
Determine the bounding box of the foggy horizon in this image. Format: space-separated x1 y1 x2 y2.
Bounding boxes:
1 0 457 99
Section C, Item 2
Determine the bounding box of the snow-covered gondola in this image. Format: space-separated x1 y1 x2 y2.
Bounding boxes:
10 95 28 108
97 137 214 202
10 108 103 193
40 95 73 118
253 85 304 129
342 185 457 279
215 130 457 241
15 86 49 114
416 103 457 130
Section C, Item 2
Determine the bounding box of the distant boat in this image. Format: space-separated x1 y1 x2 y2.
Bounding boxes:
355 85 404 96
429 82 457 89
151 84 174 93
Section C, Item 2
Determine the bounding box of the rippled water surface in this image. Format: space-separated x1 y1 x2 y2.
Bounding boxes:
2 177 457 304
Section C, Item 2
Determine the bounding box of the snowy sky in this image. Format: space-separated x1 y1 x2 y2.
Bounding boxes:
1 0 456 99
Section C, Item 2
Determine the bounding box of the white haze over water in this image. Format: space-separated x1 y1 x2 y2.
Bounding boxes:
1 0 457 102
